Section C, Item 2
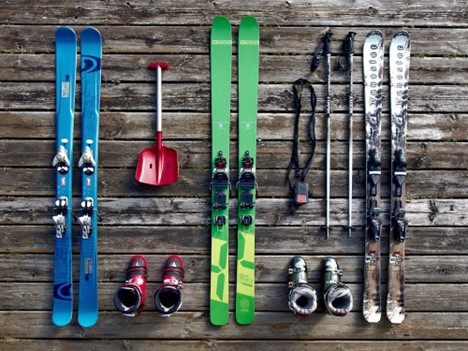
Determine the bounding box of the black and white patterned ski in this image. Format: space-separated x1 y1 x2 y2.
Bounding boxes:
362 30 384 323
387 31 411 324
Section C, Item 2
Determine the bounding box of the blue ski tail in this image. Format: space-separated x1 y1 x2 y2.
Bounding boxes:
52 26 77 328
78 27 102 328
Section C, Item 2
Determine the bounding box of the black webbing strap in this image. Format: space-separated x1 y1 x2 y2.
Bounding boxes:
286 78 317 209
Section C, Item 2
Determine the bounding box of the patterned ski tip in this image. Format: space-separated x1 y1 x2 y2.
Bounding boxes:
387 307 405 324
363 306 381 323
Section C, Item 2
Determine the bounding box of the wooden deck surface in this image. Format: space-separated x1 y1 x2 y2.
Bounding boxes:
1 0 468 349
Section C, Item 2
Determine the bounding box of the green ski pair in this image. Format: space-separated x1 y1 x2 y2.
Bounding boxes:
210 16 259 326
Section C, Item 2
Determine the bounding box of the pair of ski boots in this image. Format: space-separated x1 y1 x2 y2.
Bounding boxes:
114 255 184 317
288 256 353 317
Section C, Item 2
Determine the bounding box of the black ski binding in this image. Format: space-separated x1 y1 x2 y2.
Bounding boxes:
78 197 94 239
238 151 256 209
211 151 229 210
392 200 408 242
368 199 382 242
52 197 68 238
393 148 407 197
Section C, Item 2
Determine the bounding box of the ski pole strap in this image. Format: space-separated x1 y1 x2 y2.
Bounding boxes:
311 32 333 71
286 78 317 208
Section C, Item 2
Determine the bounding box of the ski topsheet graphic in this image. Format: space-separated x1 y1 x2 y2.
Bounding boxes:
362 30 384 324
210 16 232 326
77 27 102 328
387 31 410 325
52 26 77 327
235 16 259 325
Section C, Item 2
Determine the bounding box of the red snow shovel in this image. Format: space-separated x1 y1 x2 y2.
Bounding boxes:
135 62 179 186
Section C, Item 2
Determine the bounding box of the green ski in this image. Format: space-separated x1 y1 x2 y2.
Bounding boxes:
210 16 232 326
236 16 259 325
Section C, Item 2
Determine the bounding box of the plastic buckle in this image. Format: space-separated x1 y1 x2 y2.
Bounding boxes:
294 181 309 205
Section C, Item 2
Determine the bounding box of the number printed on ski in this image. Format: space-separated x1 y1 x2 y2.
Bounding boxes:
236 16 259 325
362 30 384 324
77 27 102 328
387 31 410 324
210 16 232 326
52 26 77 327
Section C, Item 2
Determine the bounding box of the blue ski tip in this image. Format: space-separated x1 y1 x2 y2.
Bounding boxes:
81 27 102 43
52 312 72 328
55 26 76 39
78 314 98 328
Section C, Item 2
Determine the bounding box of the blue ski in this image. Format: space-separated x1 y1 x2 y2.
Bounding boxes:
77 27 102 328
52 26 77 328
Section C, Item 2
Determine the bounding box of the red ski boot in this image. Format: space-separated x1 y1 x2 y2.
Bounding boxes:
114 255 148 317
154 255 184 317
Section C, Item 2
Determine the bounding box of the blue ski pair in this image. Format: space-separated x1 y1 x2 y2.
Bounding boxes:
52 26 102 328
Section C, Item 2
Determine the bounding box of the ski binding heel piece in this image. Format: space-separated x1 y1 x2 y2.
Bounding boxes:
114 255 148 317
78 197 94 239
211 151 229 210
322 257 353 317
287 256 317 317
52 197 68 238
154 255 185 317
238 151 256 209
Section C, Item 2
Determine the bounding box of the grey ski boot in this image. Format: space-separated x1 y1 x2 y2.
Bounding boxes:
322 257 353 316
287 256 317 316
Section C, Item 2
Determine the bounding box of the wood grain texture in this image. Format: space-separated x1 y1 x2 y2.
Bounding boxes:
0 0 467 347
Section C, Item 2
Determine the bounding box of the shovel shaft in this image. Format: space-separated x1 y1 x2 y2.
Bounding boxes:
157 66 162 132
148 61 169 132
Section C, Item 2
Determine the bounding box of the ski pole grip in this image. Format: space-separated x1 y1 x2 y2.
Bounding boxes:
344 32 357 55
324 32 333 55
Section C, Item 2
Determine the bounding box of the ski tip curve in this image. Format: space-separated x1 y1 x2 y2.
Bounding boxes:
52 312 73 328
78 314 98 328
240 16 258 27
212 16 231 27
393 30 410 40
363 305 382 323
81 27 102 44
55 26 76 41
387 308 405 324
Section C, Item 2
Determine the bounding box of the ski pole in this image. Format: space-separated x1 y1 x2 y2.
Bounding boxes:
345 32 356 238
324 32 332 239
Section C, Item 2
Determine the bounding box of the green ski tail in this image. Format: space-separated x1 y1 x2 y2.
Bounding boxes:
210 16 232 326
236 16 259 325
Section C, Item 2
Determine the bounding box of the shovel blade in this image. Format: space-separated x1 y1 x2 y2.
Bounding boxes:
135 146 179 186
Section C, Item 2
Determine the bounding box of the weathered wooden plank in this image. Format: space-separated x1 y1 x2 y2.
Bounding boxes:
1 167 466 199
1 140 467 172
1 82 467 113
1 2 467 27
2 282 467 313
1 225 466 255
2 54 466 85
1 26 467 56
0 311 467 339
0 339 466 351
0 254 466 284
1 111 466 142
0 197 466 226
